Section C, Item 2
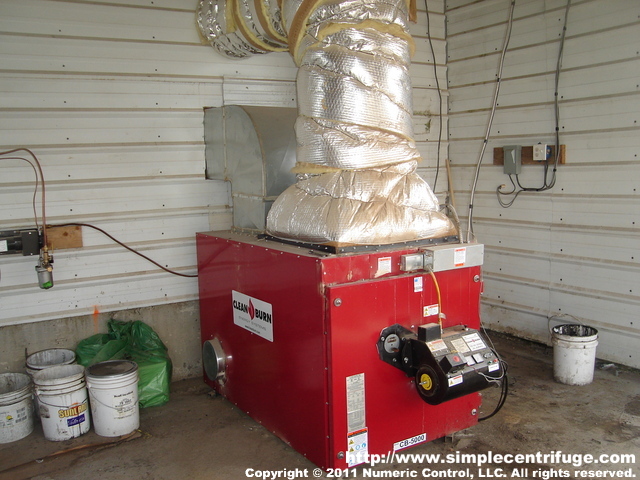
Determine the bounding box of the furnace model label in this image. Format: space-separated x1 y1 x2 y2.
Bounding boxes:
346 373 366 432
231 290 274 342
393 433 427 452
346 373 367 467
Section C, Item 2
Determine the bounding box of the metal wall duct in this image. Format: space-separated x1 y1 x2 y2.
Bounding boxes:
204 106 298 231
197 0 456 245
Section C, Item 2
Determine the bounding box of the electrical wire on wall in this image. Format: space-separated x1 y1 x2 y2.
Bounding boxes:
465 0 517 242
496 0 571 208
50 222 198 278
438 2 515 417
0 147 198 287
426 1 465 242
0 148 54 288
424 0 443 195
0 148 48 247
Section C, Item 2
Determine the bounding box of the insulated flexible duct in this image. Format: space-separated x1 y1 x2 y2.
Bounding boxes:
197 0 456 245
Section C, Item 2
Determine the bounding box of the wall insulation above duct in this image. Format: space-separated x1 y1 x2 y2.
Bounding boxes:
197 0 456 245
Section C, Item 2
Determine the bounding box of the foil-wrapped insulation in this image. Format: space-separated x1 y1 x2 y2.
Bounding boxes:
295 116 421 169
258 0 289 42
196 0 457 244
304 27 413 69
305 0 409 30
301 43 412 111
197 0 266 57
290 0 412 65
297 65 414 140
267 164 457 245
281 0 305 34
234 0 289 51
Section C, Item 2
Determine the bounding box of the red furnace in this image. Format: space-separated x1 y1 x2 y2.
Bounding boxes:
197 231 501 470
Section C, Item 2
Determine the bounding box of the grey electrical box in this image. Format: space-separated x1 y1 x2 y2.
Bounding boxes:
422 244 484 272
503 145 522 175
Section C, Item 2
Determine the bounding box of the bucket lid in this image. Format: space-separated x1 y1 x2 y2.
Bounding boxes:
87 360 138 378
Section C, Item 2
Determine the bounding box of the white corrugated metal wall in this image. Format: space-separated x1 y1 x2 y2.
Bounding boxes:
0 1 448 328
446 0 640 368
0 0 296 326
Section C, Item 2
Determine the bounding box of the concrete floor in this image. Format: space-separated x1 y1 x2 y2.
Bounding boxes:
1 333 638 480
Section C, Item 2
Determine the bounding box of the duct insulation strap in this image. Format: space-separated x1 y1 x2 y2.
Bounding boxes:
196 0 457 245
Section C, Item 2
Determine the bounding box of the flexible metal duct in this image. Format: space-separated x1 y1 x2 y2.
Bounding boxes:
197 0 456 245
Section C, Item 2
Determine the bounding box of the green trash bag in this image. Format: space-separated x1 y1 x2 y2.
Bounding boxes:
76 319 172 408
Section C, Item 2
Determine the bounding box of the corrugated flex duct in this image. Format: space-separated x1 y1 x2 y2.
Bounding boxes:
197 0 456 245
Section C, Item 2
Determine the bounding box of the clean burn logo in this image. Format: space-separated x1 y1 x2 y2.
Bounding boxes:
232 290 274 342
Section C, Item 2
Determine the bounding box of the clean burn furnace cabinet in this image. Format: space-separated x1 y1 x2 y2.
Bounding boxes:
197 231 496 470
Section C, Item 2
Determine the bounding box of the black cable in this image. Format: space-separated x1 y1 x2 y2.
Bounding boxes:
50 222 198 278
479 360 509 422
424 0 443 194
478 328 509 421
494 0 571 207
496 174 524 207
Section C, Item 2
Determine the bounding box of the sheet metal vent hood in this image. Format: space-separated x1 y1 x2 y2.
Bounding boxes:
204 106 298 231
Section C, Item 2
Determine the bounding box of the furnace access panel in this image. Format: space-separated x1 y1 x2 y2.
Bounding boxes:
196 231 496 470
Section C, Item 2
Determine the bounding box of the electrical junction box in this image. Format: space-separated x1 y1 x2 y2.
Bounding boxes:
502 145 522 174
533 144 551 161
423 244 484 273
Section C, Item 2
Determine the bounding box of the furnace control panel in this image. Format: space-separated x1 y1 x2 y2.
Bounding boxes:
377 324 502 405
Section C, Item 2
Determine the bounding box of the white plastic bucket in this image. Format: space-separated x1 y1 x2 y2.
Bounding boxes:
551 324 598 386
33 364 90 441
0 373 34 444
86 360 139 437
26 348 76 376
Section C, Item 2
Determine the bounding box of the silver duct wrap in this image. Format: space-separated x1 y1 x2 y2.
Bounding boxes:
197 0 287 57
196 0 457 245
197 0 264 57
291 0 411 64
295 116 421 169
281 0 304 34
258 0 288 42
267 163 454 244
296 64 413 140
236 0 289 51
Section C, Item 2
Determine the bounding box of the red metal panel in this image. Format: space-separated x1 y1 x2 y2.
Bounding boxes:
197 232 330 468
325 272 481 469
434 267 483 329
197 232 484 470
